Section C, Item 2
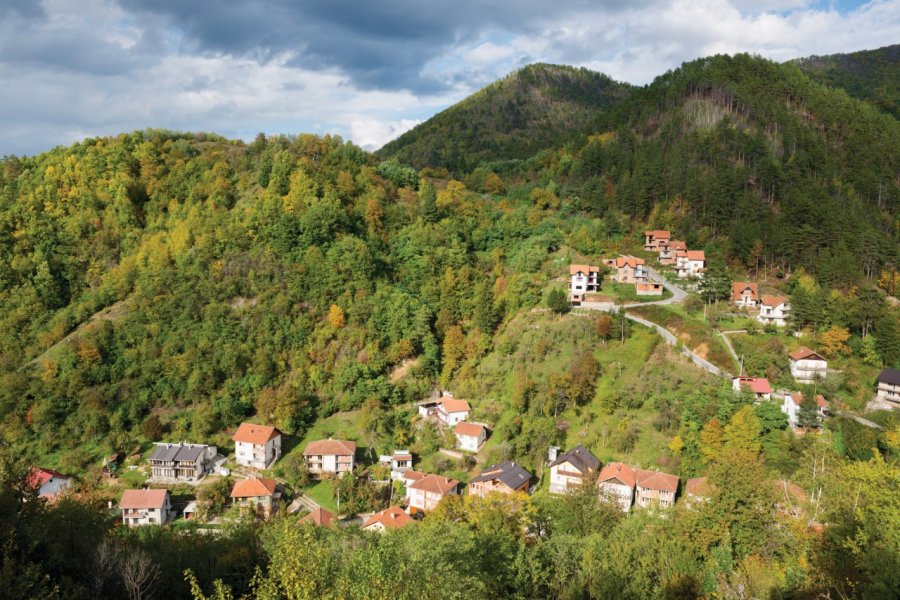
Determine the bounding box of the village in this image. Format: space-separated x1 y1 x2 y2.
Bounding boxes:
26 227 899 538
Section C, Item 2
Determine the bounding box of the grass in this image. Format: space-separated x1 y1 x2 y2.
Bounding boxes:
302 479 338 511
628 304 737 372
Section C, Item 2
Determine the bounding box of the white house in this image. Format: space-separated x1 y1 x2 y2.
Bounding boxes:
789 347 828 384
758 296 790 327
435 395 470 426
597 462 636 512
876 368 900 406
303 439 356 476
731 282 759 307
569 264 600 304
732 376 773 401
120 489 172 527
781 392 828 429
148 442 218 482
233 423 282 469
27 468 73 500
379 450 413 480
548 445 601 495
675 250 705 279
230 477 280 518
362 506 413 532
454 422 487 452
406 474 458 512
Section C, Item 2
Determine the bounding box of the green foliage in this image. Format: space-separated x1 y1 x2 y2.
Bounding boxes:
545 287 570 314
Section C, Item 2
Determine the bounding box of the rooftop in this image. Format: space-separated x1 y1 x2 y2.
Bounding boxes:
232 423 280 445
469 461 533 490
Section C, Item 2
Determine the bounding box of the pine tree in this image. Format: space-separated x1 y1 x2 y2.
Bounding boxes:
699 259 732 304
419 179 439 223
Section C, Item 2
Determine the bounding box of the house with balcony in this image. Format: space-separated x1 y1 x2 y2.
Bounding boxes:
27 468 73 500
781 392 828 430
148 442 217 482
233 423 282 469
644 230 671 252
604 256 648 284
435 395 470 426
731 282 759 307
675 250 705 279
119 489 171 527
876 368 900 406
378 450 414 480
406 474 458 512
231 477 280 518
635 469 680 509
362 506 413 532
659 240 686 265
548 445 601 495
454 422 488 452
569 264 601 304
303 439 356 476
468 461 532 498
789 347 828 383
597 462 636 511
732 376 772 401
758 296 790 327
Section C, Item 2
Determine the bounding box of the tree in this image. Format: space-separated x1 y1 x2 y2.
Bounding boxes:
796 395 822 431
595 314 612 340
699 260 732 304
418 178 438 223
327 304 346 329
818 326 850 358
545 288 570 314
722 406 763 456
120 550 160 600
699 418 724 464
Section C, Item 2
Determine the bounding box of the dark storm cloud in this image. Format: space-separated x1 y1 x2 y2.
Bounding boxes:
120 0 648 92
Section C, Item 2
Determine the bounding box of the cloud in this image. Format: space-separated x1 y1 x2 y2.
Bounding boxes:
350 118 422 151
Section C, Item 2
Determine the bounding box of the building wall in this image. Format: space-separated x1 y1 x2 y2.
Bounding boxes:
876 382 900 402
549 463 583 495
599 482 633 512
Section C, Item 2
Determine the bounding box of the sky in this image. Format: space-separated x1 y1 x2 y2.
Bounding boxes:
0 0 896 156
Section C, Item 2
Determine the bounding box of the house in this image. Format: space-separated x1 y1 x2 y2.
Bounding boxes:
875 368 900 406
182 501 198 520
303 439 356 476
635 469 680 509
731 282 759 307
379 450 414 480
454 422 488 452
119 489 171 527
468 461 533 498
298 507 337 527
758 296 790 327
732 376 773 401
636 282 664 296
683 476 714 507
362 506 413 532
604 256 648 284
548 445 601 494
644 230 671 252
569 264 601 304
148 442 217 482
231 477 280 517
597 462 636 512
781 392 828 430
402 469 427 490
435 395 471 426
659 240 686 265
789 347 828 383
675 250 705 279
233 423 282 469
27 468 73 500
406 474 458 512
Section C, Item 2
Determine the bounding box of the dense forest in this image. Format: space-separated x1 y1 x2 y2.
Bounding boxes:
0 51 898 599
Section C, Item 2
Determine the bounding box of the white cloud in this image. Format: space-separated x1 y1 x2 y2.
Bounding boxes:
350 118 422 151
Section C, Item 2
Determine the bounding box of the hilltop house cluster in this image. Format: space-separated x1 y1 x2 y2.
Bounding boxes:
644 230 705 279
729 282 793 327
417 392 489 452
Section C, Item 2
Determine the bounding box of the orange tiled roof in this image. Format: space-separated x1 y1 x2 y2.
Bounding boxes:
787 392 827 408
569 264 600 275
303 439 357 456
454 422 486 437
598 462 636 488
120 488 168 509
760 296 787 307
788 347 824 361
644 230 670 239
408 474 458 495
27 467 70 489
298 507 336 526
233 423 280 445
363 506 413 529
685 250 705 260
735 376 772 395
636 469 680 493
731 282 759 301
439 397 470 414
231 477 277 498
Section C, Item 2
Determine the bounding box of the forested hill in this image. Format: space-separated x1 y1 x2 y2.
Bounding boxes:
377 63 634 171
792 44 900 118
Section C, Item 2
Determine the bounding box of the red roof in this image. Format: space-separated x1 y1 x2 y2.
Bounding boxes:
233 423 280 445
120 488 168 509
408 474 458 495
615 256 645 268
644 230 670 239
569 264 600 275
27 467 70 489
231 477 278 498
735 376 772 395
298 507 336 526
731 282 759 301
454 422 486 437
685 250 705 261
403 470 427 484
761 296 787 308
636 469 680 493
789 347 825 362
787 392 827 408
439 397 470 414
303 439 357 456
362 506 413 530
668 240 686 251
597 462 636 488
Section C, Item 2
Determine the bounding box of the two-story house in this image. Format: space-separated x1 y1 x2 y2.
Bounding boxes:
597 462 636 511
548 445 601 495
758 296 790 327
732 376 773 401
454 422 488 452
120 489 171 527
876 368 900 406
659 240 686 265
604 256 647 284
781 392 828 430
379 450 414 480
644 230 671 252
148 442 217 482
231 477 279 518
435 395 471 426
569 264 601 304
298 507 337 527
789 347 828 383
303 439 356 476
675 250 705 279
233 423 282 469
468 461 532 498
406 474 458 512
27 467 73 500
731 282 759 307
635 470 680 509
362 506 413 532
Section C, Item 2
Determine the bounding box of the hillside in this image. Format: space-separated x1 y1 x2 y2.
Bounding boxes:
793 44 900 118
377 63 634 172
